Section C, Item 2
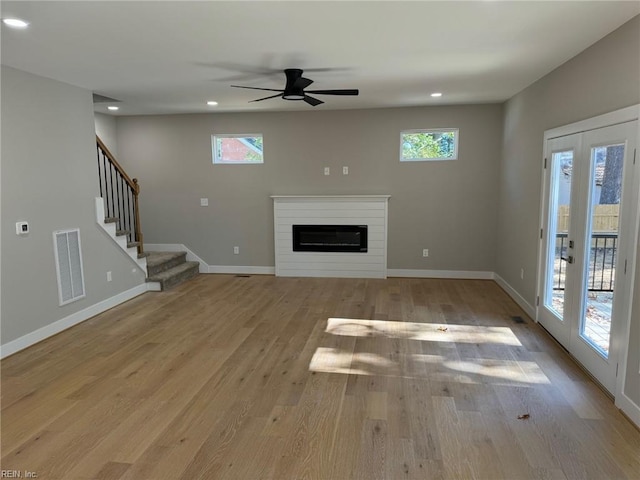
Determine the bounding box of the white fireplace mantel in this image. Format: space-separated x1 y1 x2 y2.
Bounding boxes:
271 195 390 278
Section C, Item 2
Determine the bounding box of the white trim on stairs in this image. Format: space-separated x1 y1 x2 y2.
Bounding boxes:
0 283 155 359
95 197 148 273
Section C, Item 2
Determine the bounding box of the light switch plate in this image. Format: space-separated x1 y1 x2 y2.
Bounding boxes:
200 198 209 206
324 167 330 176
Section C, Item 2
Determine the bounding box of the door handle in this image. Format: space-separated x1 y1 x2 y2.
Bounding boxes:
561 255 574 264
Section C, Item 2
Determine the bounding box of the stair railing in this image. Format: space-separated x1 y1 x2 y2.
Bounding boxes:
96 136 144 255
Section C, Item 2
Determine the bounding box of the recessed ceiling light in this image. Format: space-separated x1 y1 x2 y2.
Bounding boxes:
207 101 218 106
107 106 119 111
431 92 443 98
3 18 29 29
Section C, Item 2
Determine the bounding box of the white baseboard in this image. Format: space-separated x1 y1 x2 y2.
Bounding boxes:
208 265 275 275
0 283 151 359
386 269 494 280
616 391 640 428
493 273 536 320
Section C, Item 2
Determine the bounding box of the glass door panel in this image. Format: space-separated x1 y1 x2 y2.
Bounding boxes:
544 150 574 320
578 143 625 357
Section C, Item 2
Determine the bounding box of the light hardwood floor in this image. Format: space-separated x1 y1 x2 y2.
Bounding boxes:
2 276 639 480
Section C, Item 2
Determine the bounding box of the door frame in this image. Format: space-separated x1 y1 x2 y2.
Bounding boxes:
536 104 640 399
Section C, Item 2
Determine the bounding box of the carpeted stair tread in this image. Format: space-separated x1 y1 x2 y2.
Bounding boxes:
146 261 199 290
147 260 199 281
146 251 186 267
146 251 188 277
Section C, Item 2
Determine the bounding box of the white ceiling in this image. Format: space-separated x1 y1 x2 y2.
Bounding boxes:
2 1 638 115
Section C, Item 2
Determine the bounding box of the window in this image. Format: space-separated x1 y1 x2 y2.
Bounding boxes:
212 134 264 164
400 129 458 161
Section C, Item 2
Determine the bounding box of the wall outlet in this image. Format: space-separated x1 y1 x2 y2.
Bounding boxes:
200 198 209 207
422 249 429 257
233 246 239 255
520 268 525 279
343 166 349 175
324 167 330 176
16 221 29 235
106 271 112 282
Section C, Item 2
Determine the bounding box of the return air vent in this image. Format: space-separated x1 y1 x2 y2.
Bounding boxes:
53 229 86 306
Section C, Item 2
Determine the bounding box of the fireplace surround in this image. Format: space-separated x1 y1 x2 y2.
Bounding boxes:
272 195 390 278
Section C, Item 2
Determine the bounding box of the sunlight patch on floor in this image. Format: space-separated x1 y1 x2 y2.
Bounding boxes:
326 317 523 346
309 347 550 385
311 318 551 385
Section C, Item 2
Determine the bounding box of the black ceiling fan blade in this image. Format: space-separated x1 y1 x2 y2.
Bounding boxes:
305 89 359 96
250 93 284 103
294 77 314 89
304 95 324 107
231 85 285 93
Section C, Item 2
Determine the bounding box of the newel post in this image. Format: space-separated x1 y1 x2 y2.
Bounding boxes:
133 178 144 255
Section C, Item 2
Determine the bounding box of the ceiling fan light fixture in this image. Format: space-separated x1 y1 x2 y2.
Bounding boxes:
282 93 305 101
431 92 443 97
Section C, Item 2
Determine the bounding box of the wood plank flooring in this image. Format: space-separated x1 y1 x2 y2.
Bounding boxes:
2 275 639 480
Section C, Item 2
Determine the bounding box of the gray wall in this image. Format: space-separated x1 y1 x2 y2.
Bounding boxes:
497 17 640 404
116 104 503 271
1 66 146 345
95 112 119 157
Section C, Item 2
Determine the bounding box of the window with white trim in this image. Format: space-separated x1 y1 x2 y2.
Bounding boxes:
212 134 264 164
400 129 458 161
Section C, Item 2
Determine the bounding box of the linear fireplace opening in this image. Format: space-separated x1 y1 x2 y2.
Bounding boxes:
293 225 368 253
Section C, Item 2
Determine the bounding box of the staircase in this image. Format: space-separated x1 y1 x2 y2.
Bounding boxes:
96 136 199 291
145 252 199 291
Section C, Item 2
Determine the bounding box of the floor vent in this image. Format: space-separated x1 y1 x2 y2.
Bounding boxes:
53 228 86 305
511 315 526 324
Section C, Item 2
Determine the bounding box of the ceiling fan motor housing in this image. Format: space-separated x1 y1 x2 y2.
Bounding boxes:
283 69 310 100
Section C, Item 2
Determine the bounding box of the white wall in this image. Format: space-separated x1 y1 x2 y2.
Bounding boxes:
1 66 146 348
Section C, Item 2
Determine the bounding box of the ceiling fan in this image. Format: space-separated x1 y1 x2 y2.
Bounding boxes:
231 68 359 106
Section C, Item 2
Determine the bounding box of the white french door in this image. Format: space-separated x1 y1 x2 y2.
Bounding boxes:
538 118 638 394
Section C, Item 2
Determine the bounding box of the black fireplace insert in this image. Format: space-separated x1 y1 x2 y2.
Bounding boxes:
292 225 368 252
